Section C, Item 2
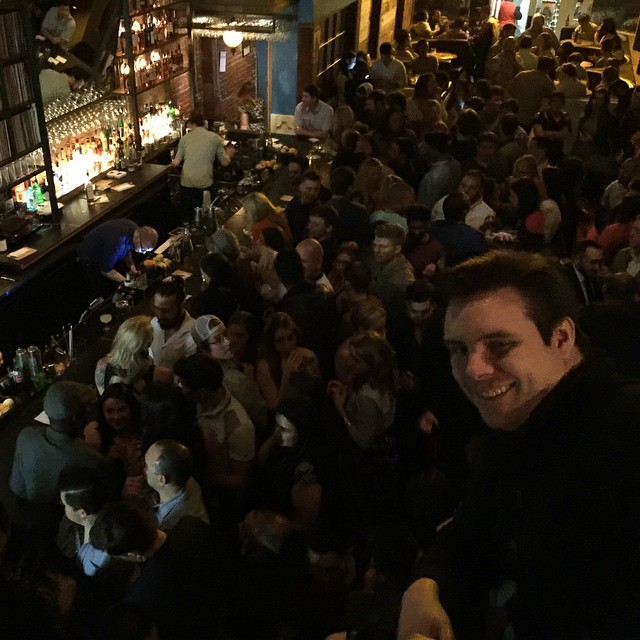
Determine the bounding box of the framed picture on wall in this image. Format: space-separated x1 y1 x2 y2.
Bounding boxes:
243 43 251 57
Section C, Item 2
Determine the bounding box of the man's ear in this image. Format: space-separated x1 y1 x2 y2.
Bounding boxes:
157 474 168 488
394 244 402 255
552 316 576 354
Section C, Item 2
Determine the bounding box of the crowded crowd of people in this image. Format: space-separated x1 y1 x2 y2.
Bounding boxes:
3 3 640 640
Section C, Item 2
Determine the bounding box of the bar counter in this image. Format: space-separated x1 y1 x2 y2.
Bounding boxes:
0 163 170 289
0 162 173 358
0 133 321 357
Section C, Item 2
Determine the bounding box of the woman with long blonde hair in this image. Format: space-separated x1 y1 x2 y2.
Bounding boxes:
242 192 293 248
94 315 161 394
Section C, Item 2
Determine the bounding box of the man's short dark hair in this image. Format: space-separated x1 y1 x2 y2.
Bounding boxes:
64 65 88 82
424 132 450 156
463 169 485 188
301 170 321 184
344 261 372 293
405 204 430 224
174 354 223 392
155 276 186 304
500 112 520 137
438 250 582 346
520 34 533 48
58 465 111 515
406 279 436 303
303 84 320 99
310 204 338 230
188 111 205 127
330 166 355 195
443 193 469 223
274 250 305 286
90 503 157 556
386 91 407 112
537 56 556 75
379 42 393 56
153 440 192 488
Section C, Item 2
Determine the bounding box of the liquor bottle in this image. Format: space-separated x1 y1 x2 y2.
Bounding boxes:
33 180 44 206
147 15 155 46
85 173 96 202
131 21 141 53
175 45 183 68
24 182 37 212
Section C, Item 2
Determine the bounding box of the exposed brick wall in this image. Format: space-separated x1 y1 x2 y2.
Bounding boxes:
170 72 191 117
195 37 257 123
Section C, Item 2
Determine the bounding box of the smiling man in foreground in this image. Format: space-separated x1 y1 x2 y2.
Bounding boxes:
399 250 640 640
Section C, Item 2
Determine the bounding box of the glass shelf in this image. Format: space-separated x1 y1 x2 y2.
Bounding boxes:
0 143 42 171
0 165 46 193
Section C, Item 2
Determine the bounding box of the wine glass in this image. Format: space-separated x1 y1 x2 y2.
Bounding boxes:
99 313 113 333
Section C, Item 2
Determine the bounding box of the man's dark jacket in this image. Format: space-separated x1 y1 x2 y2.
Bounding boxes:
417 358 640 639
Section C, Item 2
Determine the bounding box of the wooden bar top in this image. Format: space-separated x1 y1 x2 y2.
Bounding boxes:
0 163 170 296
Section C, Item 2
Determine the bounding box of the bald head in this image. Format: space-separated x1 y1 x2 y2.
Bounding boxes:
144 439 192 491
135 226 159 253
296 238 324 280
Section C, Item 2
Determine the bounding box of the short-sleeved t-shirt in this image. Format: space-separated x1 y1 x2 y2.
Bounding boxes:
197 389 255 463
41 7 76 43
174 127 227 189
293 100 334 135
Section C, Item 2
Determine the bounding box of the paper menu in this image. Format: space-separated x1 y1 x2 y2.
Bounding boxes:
8 247 37 260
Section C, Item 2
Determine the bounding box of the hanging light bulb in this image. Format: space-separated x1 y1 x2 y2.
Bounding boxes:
120 61 130 75
150 50 161 63
222 30 243 49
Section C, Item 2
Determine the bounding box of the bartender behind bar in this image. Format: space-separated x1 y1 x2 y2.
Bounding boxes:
77 220 158 292
171 112 235 220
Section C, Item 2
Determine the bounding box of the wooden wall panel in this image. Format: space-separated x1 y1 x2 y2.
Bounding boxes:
378 0 396 46
357 0 373 53
297 23 320 98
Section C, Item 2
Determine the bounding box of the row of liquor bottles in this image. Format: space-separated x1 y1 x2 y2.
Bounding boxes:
118 10 188 56
115 46 186 93
49 102 181 196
